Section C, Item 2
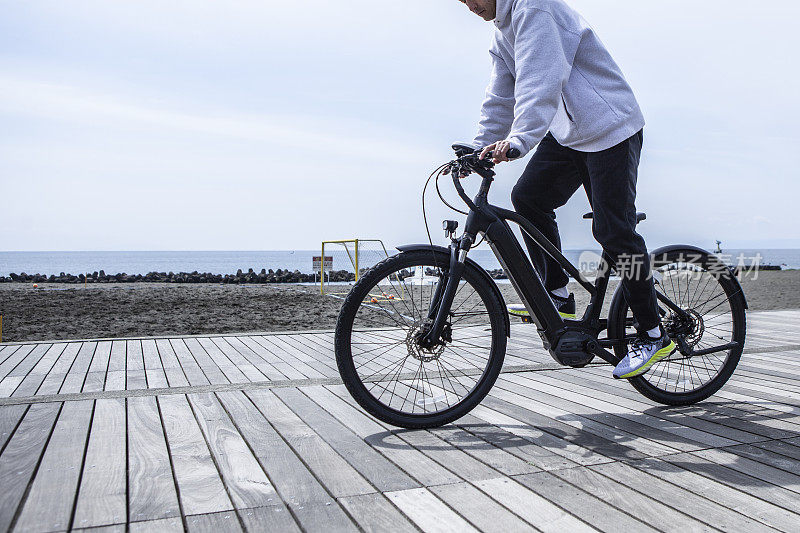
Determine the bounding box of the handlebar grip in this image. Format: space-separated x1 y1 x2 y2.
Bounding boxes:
507 148 521 159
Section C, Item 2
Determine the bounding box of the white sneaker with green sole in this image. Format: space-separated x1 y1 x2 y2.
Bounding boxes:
613 328 677 379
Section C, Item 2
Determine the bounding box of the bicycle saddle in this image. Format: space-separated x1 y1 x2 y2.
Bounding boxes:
584 211 647 224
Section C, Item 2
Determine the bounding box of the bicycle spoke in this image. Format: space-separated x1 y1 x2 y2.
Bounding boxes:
347 258 497 417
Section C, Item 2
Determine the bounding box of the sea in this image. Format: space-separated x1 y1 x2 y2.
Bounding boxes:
1 249 798 277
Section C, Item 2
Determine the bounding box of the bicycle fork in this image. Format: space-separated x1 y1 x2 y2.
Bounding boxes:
418 236 472 349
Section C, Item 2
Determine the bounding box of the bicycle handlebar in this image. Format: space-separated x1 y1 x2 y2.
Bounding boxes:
445 146 521 214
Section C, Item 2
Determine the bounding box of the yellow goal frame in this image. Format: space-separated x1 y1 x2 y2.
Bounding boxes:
320 239 389 294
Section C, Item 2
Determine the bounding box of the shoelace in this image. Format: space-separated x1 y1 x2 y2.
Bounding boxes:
631 335 659 351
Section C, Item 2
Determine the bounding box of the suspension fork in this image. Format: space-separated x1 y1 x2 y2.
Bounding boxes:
420 237 471 348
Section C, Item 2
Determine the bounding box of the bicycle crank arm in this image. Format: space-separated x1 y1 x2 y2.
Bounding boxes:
581 339 620 366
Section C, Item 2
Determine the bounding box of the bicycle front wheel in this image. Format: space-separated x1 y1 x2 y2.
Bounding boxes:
335 249 507 429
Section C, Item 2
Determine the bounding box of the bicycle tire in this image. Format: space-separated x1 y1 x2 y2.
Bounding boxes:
609 248 746 405
335 249 507 428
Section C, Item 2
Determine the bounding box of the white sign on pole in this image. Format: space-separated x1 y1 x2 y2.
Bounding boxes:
313 256 334 272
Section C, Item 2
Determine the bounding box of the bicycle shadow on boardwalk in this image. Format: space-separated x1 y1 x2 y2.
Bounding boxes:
365 398 800 489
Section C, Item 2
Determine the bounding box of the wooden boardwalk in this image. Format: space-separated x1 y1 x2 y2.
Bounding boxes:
0 309 799 532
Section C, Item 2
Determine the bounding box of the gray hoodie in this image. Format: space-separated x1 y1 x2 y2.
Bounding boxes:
473 0 645 156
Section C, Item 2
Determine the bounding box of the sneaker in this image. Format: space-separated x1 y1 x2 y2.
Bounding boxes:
613 326 677 379
551 292 576 319
507 292 576 322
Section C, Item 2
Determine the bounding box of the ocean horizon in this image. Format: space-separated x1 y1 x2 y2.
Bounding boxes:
1 248 799 277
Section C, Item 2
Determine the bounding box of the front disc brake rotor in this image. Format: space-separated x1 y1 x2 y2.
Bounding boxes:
407 320 446 362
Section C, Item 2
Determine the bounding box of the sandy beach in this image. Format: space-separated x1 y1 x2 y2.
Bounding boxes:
0 270 797 342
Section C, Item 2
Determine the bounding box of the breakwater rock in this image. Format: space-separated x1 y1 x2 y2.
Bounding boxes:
0 268 358 284
0 264 781 285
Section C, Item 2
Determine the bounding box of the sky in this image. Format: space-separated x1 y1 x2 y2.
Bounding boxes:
1 0 799 252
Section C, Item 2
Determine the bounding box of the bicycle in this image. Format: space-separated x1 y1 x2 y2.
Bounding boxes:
335 144 747 429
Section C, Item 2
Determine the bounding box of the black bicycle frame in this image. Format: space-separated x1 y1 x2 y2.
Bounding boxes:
420 165 693 367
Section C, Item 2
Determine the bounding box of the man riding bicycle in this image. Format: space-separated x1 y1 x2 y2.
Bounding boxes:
458 0 675 378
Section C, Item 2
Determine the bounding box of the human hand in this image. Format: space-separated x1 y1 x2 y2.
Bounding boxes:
479 139 513 164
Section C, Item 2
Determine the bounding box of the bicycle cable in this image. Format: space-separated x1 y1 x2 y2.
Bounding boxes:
422 162 451 270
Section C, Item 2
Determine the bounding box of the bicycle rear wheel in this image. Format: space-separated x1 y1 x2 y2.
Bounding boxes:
609 248 746 405
335 249 507 428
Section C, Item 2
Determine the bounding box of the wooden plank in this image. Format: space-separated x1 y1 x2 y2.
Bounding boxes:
209 337 267 382
250 335 321 379
170 338 209 386
310 384 463 487
0 403 61 532
290 501 359 532
184 338 229 384
473 398 613 467
588 460 778 532
83 341 113 392
105 341 127 391
0 404 27 452
159 394 233 516
88 340 113 373
108 340 126 372
7 343 50 378
18 343 75 397
497 372 707 454
427 423 540 476
61 341 97 393
126 339 144 370
183 338 230 384
273 387 419 492
197 338 248 384
274 334 338 377
753 439 800 462
0 345 18 364
129 517 184 533
255 335 327 379
188 392 279 509
246 388 375 498
126 340 147 390
216 390 333 506
659 452 800 515
73 398 127 529
73 525 126 533
690 446 800 494
0 345 33 381
625 456 800 533
185 510 243 533
668 400 800 440
127 396 181 522
142 339 169 389
453 412 578 472
429 482 538 533
550 367 756 446
14 400 94 532
473 477 597 533
221 336 285 381
339 492 418 533
0 375 23 397
155 339 190 387
490 377 671 459
237 336 301 380
715 443 800 481
513 470 655 533
385 424 501 483
238 505 301 533
385 487 479 533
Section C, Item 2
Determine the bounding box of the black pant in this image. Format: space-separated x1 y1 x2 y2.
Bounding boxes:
511 130 660 332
